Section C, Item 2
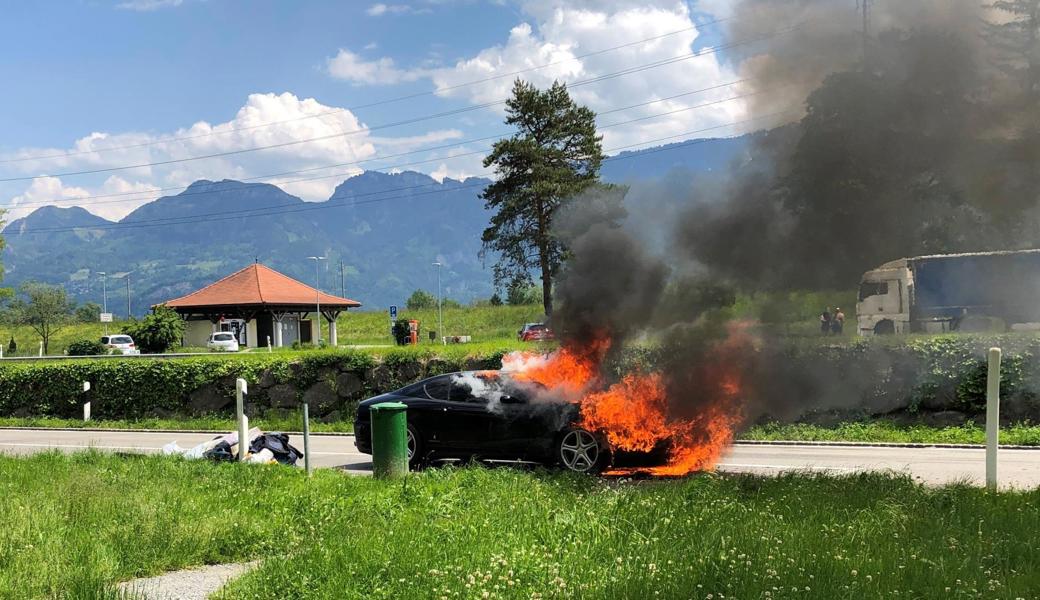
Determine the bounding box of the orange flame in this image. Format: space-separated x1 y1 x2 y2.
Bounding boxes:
503 324 751 476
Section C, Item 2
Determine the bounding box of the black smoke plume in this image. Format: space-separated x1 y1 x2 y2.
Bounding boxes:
544 0 1040 424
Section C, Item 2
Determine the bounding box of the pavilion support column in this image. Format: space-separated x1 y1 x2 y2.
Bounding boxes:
272 312 285 348
329 319 338 347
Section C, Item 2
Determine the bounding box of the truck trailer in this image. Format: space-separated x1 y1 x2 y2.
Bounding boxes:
856 249 1040 335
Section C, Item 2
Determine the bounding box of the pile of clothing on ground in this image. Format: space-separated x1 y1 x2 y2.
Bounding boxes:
162 428 302 465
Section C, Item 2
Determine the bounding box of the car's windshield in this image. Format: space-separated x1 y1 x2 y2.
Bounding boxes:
110 336 132 344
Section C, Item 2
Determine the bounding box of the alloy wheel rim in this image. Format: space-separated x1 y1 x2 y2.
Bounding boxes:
406 429 415 461
560 429 599 472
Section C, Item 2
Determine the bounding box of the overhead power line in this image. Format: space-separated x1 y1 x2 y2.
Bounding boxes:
9 110 796 235
7 82 767 211
0 21 804 183
0 16 731 166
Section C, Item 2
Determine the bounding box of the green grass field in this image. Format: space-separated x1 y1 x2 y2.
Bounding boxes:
2 452 1038 599
742 420 1040 446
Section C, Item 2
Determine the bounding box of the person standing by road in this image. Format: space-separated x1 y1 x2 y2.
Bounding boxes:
820 307 832 334
832 307 845 335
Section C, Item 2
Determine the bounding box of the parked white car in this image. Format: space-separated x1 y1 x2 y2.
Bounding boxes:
207 332 240 352
100 334 140 355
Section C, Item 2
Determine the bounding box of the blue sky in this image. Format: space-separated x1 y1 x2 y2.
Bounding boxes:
0 0 745 221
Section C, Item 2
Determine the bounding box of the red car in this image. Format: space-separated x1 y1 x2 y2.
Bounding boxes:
518 323 554 342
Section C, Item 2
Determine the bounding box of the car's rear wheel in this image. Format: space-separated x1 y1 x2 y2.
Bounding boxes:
406 423 426 470
557 427 606 474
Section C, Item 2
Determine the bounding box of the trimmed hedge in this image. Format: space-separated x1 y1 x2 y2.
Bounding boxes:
4 335 1040 423
0 348 508 421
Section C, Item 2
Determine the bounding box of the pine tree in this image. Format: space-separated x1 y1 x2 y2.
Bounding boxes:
480 80 603 317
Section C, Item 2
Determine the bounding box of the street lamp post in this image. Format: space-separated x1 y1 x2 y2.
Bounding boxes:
98 272 108 334
433 261 443 345
126 272 131 319
307 256 327 345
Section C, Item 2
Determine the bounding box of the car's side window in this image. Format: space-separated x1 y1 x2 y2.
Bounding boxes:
448 380 488 404
421 377 452 401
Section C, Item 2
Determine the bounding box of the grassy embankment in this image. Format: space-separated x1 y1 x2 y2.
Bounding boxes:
0 304 548 355
2 452 1037 599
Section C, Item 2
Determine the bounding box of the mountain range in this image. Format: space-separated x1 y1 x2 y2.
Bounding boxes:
2 134 750 312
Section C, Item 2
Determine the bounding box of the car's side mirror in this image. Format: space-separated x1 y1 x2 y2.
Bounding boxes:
500 394 525 404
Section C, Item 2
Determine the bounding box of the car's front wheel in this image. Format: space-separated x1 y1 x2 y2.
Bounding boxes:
556 427 607 474
406 423 426 470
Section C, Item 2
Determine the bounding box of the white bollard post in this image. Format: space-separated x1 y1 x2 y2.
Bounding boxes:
986 347 1001 490
302 402 312 477
267 336 272 353
236 378 248 462
38 341 43 357
82 381 91 422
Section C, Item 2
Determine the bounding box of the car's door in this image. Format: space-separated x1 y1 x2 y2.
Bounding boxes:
401 376 493 454
489 384 566 460
435 378 496 452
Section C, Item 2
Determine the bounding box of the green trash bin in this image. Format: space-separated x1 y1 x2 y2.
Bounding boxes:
370 401 408 478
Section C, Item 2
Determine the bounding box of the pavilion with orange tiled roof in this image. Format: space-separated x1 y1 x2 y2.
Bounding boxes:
160 263 361 348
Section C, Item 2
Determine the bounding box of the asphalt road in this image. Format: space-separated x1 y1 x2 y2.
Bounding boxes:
2 428 1038 488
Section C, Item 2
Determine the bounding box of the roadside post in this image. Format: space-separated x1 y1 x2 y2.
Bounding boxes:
38 341 43 357
986 347 1001 490
235 378 249 462
302 402 312 477
82 381 91 422
389 305 398 342
267 336 272 353
370 402 408 478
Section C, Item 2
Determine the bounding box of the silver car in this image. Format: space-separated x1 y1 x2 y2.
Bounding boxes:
100 335 140 355
207 332 240 352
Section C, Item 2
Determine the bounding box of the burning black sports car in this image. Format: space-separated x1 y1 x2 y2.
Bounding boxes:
354 371 665 473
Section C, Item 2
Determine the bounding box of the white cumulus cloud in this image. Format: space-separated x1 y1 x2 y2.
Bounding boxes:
329 1 748 150
327 50 429 85
1 92 464 221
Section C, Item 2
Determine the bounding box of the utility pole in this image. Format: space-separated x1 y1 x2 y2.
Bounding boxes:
308 256 327 345
433 261 443 345
125 273 132 319
340 261 345 298
99 272 108 334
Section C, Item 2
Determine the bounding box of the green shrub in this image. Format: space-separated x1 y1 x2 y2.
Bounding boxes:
391 320 411 345
121 306 185 354
66 339 106 356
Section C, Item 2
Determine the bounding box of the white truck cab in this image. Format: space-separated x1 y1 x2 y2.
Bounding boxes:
856 259 912 335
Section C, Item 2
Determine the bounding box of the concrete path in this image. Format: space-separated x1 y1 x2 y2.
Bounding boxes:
2 428 1039 487
118 561 257 600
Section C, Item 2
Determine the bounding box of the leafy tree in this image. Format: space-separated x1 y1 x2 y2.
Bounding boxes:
121 305 185 354
481 79 604 316
442 298 462 309
507 283 541 306
74 302 102 323
6 336 14 354
9 282 74 354
406 289 437 310
489 293 503 306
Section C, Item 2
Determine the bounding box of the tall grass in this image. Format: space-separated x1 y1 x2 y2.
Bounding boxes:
2 452 1038 598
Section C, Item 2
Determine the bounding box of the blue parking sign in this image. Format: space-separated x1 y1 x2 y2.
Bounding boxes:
389 305 398 320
